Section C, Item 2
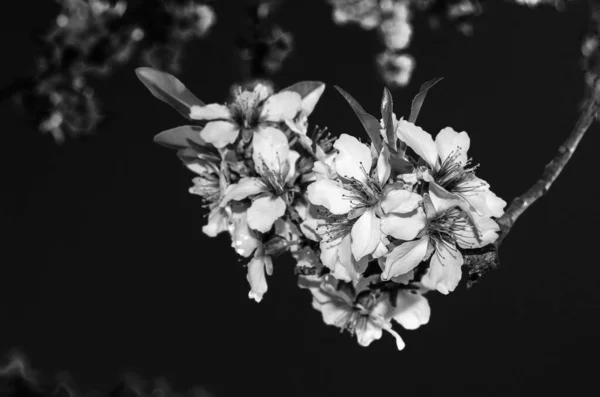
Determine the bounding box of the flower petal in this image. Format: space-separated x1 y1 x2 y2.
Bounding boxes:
356 317 385 347
261 91 303 122
247 255 269 302
381 236 429 280
459 177 506 218
202 207 229 237
381 189 422 214
396 119 438 168
252 127 290 175
351 209 381 261
333 134 373 184
380 207 427 241
220 177 267 207
421 243 464 294
200 121 240 148
285 150 301 183
339 233 369 279
456 214 500 249
435 127 470 166
189 103 232 120
372 237 389 259
316 297 350 327
307 178 356 215
391 291 431 330
428 182 465 215
246 195 287 233
228 204 260 257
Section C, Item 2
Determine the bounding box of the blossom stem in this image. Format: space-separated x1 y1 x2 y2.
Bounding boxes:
495 97 599 246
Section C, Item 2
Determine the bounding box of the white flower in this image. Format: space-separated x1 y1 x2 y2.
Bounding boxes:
299 274 430 350
307 134 391 267
178 145 230 237
189 84 303 148
396 120 506 218
220 127 299 233
381 184 500 294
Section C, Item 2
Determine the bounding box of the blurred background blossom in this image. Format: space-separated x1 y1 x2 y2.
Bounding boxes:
7 0 217 143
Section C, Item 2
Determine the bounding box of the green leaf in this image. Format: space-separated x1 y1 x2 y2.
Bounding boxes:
136 67 205 119
153 125 205 149
281 81 325 98
388 151 414 174
409 77 443 124
380 87 396 151
334 86 383 152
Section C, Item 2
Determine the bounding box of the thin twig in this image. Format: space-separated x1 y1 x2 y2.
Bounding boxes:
494 98 598 246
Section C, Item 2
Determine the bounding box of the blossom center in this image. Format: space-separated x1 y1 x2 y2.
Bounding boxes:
229 88 267 129
190 174 221 205
318 212 357 243
343 171 382 209
433 148 479 192
425 207 470 250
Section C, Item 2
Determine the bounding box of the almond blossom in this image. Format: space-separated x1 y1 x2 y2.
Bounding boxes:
139 67 512 351
299 274 430 350
306 134 393 281
189 82 323 148
395 119 506 219
382 184 500 294
219 127 299 233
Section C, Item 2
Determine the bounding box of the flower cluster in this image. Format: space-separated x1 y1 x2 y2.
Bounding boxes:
138 68 506 350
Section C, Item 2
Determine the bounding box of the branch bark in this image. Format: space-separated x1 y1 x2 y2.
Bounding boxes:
463 94 598 287
495 98 598 246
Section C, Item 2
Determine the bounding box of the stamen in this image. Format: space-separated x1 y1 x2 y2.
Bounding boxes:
434 148 480 192
318 213 356 243
426 206 473 253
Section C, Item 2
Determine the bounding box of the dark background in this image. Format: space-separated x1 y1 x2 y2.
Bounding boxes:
1 1 598 396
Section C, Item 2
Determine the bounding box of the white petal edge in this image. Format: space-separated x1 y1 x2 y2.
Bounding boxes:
421 243 464 294
189 103 232 120
435 127 470 167
333 134 372 184
380 207 427 241
396 119 438 168
252 127 290 176
381 236 429 280
261 91 303 122
381 189 422 214
351 209 381 261
307 178 356 215
199 120 240 148
247 195 287 233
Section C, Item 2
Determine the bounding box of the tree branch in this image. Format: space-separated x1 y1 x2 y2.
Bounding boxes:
495 97 598 246
463 93 598 287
